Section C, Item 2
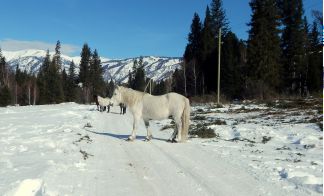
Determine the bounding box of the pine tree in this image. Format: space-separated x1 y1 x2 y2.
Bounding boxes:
62 68 68 101
66 60 77 102
79 43 92 103
201 6 214 63
132 57 146 91
79 44 91 86
184 13 202 62
89 49 105 96
201 0 230 94
171 68 185 95
221 31 245 99
37 50 51 104
15 66 30 105
279 0 307 95
0 50 12 106
128 59 139 89
0 85 12 106
184 13 202 96
0 48 9 87
48 41 64 103
153 80 167 95
247 0 281 99
52 40 62 71
210 0 229 37
307 21 323 93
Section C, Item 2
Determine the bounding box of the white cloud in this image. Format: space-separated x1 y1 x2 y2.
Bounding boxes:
0 39 80 55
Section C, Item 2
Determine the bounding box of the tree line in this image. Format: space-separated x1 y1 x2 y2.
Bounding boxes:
0 41 110 106
0 40 171 107
172 0 322 100
0 0 322 106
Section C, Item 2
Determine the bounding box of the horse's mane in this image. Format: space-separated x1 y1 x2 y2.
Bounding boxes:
118 86 147 107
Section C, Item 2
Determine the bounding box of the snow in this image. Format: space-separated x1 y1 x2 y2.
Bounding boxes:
0 102 322 195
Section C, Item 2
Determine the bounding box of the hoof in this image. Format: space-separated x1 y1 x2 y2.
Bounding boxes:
167 138 177 143
144 135 153 142
126 136 135 141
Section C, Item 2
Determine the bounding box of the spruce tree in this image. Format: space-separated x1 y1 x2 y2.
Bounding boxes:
0 49 8 87
66 60 77 102
52 40 62 71
202 0 230 94
210 0 229 37
247 0 281 99
62 68 69 101
201 6 214 63
0 51 12 106
79 43 91 86
37 50 51 104
0 85 12 106
132 57 146 91
153 80 167 95
184 13 202 96
78 43 91 103
221 31 245 99
128 59 138 89
48 41 64 103
89 49 105 96
279 0 307 95
307 21 323 93
171 68 185 95
184 13 202 62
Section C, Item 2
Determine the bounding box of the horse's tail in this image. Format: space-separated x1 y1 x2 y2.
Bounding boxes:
181 97 190 142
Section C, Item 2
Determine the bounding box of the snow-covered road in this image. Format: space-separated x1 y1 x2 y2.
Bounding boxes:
0 103 322 195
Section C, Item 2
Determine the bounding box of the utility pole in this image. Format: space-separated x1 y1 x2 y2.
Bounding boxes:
217 28 221 104
149 79 152 94
144 78 152 94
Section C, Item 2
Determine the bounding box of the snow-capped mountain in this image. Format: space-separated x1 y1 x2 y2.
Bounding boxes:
2 49 182 83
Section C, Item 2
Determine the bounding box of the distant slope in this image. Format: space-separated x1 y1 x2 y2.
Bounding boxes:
3 50 181 83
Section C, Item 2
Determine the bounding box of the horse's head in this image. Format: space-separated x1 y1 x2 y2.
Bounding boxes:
93 95 99 105
111 86 122 105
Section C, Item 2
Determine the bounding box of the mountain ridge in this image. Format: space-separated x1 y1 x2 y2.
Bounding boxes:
2 49 182 83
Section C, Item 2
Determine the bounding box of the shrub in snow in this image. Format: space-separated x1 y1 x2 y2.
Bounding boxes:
189 124 217 138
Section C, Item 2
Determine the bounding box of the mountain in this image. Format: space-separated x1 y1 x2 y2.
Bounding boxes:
2 49 182 83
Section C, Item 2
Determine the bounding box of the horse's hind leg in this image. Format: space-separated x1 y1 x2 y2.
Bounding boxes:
144 120 152 141
175 116 182 142
167 116 181 143
168 128 178 143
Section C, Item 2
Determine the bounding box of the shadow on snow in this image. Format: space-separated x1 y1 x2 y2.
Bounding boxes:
85 129 167 142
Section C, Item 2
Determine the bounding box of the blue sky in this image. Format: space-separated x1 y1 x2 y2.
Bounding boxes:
0 0 322 58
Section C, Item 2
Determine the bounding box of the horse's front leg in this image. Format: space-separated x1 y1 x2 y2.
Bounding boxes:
128 115 140 141
144 120 152 141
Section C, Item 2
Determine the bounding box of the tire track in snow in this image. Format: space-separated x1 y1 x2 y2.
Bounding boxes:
149 142 218 195
149 141 283 196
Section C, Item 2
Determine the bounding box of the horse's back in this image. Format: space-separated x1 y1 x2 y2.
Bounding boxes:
165 92 188 113
142 94 169 120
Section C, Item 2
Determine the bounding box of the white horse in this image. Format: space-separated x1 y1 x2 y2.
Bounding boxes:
111 86 190 142
96 95 113 112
